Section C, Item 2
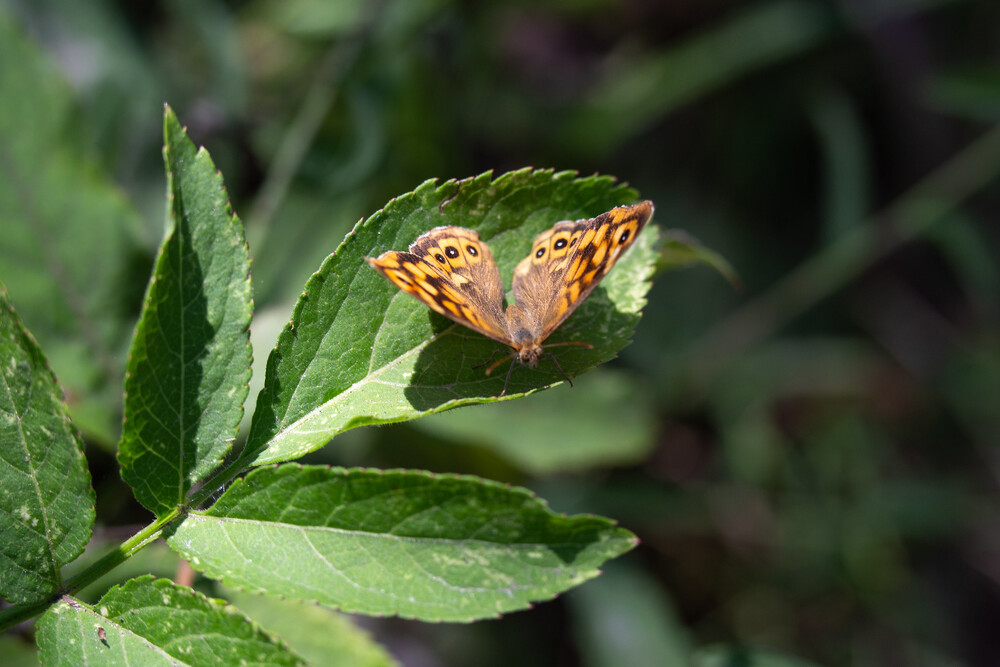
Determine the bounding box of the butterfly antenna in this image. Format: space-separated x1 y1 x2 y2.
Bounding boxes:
541 341 594 351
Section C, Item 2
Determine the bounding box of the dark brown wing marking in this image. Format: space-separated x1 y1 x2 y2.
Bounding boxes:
367 226 511 344
510 200 654 342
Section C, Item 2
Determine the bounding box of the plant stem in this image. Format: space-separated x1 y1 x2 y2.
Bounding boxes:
187 454 251 509
0 512 176 631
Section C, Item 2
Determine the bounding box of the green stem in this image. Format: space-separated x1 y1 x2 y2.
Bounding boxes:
0 512 177 631
0 447 259 631
188 454 253 509
0 598 49 632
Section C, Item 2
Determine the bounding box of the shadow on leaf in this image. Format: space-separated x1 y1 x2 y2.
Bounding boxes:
403 283 638 410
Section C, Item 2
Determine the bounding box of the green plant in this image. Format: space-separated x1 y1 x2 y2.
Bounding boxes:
11 1 995 664
0 106 661 663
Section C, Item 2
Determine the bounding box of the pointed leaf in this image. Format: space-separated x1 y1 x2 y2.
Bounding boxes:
0 283 94 604
168 465 637 622
117 107 252 517
36 576 304 666
0 12 147 443
658 229 741 288
242 169 656 466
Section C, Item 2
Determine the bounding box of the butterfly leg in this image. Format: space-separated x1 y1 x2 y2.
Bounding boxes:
499 358 518 397
539 340 594 388
541 352 575 388
475 348 517 396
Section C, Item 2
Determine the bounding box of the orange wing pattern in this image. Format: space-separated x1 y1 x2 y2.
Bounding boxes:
366 226 510 343
510 201 654 341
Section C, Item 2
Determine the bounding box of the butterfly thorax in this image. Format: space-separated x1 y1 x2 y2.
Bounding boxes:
503 303 543 366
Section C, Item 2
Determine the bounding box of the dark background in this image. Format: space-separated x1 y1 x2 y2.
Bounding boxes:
3 0 1000 665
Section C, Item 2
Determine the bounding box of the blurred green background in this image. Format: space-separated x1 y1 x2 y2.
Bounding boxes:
2 0 1000 665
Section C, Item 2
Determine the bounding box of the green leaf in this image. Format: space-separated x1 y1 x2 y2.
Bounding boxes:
168 465 637 622
223 588 398 667
0 12 148 444
0 283 94 604
117 106 252 517
658 230 741 289
413 368 658 473
36 576 304 666
242 169 656 466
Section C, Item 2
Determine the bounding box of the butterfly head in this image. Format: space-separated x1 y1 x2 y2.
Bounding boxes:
511 331 544 367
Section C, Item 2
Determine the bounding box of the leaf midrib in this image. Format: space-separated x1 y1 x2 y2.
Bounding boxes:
0 352 61 589
188 514 596 552
198 515 534 611
252 317 462 462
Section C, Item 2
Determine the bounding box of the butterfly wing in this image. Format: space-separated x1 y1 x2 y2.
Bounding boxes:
510 200 654 342
366 226 511 345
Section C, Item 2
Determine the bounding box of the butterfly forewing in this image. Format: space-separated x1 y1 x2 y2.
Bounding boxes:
511 201 654 342
366 226 511 344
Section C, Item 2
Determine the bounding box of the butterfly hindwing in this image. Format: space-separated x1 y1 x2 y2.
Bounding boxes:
366 226 510 344
511 201 654 341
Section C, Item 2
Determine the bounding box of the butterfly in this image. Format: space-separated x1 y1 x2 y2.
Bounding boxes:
366 200 654 395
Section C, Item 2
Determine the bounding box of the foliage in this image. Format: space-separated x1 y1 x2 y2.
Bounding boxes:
0 283 93 604
2 0 1000 665
0 83 652 664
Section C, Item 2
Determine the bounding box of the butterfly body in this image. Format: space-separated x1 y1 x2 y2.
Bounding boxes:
367 200 654 393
